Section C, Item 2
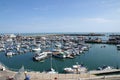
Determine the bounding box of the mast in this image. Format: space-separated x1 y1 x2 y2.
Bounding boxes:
50 40 53 70
50 53 52 70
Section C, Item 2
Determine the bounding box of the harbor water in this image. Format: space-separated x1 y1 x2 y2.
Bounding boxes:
0 33 120 73
0 44 120 73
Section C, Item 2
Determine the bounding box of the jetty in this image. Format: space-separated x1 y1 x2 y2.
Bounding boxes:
1 63 120 80
1 69 120 80
89 69 120 75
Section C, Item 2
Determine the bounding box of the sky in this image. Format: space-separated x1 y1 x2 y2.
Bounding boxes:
0 0 120 33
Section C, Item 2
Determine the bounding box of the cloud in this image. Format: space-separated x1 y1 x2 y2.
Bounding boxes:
82 18 112 23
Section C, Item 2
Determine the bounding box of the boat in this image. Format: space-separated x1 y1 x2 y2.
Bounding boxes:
81 46 89 51
52 48 62 52
90 65 119 75
46 68 58 74
33 52 49 61
6 51 16 56
64 50 75 59
52 52 66 59
64 62 87 74
0 48 5 52
97 65 114 71
44 54 58 74
32 47 41 52
116 45 120 50
55 42 62 48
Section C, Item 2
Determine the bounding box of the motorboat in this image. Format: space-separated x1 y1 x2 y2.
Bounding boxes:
52 52 66 59
33 52 48 61
6 51 16 56
64 62 87 74
116 45 120 50
97 65 113 71
32 47 41 52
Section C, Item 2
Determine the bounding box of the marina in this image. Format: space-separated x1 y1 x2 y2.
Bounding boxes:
0 33 120 74
0 33 120 80
1 0 120 79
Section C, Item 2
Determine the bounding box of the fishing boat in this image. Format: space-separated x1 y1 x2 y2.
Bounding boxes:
64 62 87 74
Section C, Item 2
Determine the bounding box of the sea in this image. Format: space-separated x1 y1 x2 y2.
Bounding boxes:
0 32 120 73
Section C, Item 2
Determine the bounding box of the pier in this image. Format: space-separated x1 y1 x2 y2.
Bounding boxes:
1 62 120 80
89 69 120 75
1 69 120 80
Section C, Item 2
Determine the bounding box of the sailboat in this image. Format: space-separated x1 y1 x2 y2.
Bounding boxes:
42 52 58 74
46 53 58 74
44 41 58 74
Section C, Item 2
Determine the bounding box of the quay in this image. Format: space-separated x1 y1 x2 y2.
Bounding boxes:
1 62 120 80
1 68 120 80
89 69 120 75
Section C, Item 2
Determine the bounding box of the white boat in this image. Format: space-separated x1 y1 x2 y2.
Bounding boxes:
6 52 14 56
90 66 117 75
32 47 41 52
52 48 62 52
52 51 66 59
97 65 114 71
79 50 83 53
44 54 58 74
64 62 87 74
64 67 74 73
55 43 62 48
33 52 48 61
47 68 58 74
81 46 88 51
116 45 120 50
0 48 5 52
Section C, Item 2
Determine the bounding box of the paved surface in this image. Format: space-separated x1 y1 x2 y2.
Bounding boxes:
1 70 120 80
